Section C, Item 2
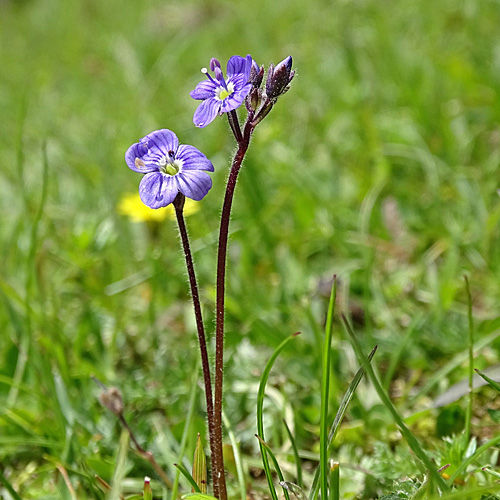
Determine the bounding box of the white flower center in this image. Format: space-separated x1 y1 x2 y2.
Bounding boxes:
216 81 235 101
159 155 183 176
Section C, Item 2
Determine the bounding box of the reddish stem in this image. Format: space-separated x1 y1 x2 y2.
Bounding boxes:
173 194 219 498
212 118 254 500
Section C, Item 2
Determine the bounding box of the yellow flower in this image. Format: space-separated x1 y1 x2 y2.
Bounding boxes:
117 193 199 223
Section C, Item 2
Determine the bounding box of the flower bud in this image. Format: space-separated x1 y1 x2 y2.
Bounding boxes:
99 386 124 416
265 56 295 99
249 61 265 88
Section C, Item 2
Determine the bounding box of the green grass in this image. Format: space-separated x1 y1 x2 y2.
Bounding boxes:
2 0 500 498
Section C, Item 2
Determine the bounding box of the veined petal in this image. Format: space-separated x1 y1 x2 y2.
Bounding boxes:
139 172 178 209
144 129 179 156
242 54 253 82
125 142 159 173
220 83 251 113
177 170 213 201
227 55 252 80
228 73 252 95
176 145 214 172
190 80 217 100
193 97 220 128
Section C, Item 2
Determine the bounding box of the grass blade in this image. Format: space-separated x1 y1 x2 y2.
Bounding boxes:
255 435 291 500
171 358 199 500
329 462 339 500
257 332 301 500
174 463 201 493
320 277 336 500
309 346 377 500
464 276 474 446
474 368 500 392
283 418 303 488
222 411 247 500
0 469 23 500
110 430 130 500
342 314 449 493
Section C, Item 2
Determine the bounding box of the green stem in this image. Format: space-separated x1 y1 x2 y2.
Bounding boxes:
320 278 336 500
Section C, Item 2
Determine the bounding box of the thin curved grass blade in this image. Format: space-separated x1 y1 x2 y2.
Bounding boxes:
320 277 336 500
222 411 247 500
283 418 303 488
174 463 201 493
475 368 500 392
255 435 291 500
257 332 301 500
308 346 377 500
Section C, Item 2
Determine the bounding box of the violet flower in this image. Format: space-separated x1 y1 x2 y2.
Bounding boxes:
125 129 214 209
190 55 253 127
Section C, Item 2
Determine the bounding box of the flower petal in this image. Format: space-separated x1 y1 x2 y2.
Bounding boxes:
139 172 178 209
227 54 252 81
190 80 217 100
176 145 214 172
176 170 213 201
125 142 159 173
220 83 252 113
193 98 220 128
143 129 179 156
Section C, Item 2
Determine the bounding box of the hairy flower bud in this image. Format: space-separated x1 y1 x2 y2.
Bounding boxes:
249 61 264 88
99 386 124 416
265 56 295 99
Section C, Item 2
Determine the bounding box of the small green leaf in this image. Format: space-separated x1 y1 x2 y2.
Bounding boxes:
182 494 219 500
192 434 207 494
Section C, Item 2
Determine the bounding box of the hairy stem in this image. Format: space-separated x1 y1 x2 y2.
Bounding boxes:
173 194 219 498
212 118 254 500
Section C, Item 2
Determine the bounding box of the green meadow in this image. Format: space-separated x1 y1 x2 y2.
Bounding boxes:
2 0 500 498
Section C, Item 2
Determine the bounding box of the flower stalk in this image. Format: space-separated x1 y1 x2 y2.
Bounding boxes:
172 193 219 498
213 121 253 500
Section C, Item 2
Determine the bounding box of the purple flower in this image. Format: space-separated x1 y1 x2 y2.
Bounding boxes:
125 129 214 209
190 55 253 127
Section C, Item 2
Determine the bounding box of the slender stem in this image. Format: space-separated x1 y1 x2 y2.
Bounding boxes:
227 110 243 143
213 120 254 500
119 414 174 489
173 194 219 498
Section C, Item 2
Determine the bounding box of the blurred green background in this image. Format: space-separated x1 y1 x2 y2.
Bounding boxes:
1 0 500 497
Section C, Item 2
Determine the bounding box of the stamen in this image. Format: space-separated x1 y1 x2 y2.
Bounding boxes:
210 58 221 71
201 67 219 87
214 67 228 90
